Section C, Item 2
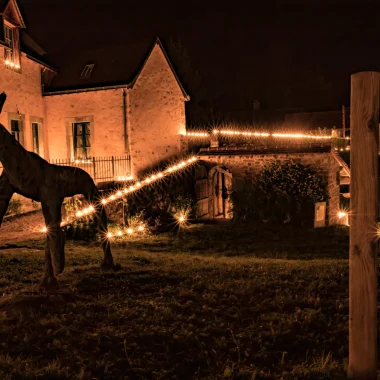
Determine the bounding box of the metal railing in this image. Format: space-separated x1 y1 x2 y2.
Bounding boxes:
50 155 132 184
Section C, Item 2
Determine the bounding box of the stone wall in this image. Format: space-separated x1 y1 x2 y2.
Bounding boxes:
44 89 126 161
128 43 186 176
199 151 340 225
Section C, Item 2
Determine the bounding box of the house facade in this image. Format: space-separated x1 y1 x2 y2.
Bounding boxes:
0 0 189 184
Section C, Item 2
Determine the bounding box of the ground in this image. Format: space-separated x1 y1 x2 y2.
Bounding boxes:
0 212 354 379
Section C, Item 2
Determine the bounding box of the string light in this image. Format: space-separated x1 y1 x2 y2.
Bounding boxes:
138 225 144 231
338 211 347 219
116 175 134 181
39 155 199 233
185 131 209 137
186 129 334 140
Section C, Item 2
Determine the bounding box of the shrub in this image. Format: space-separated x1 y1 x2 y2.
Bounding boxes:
6 198 22 216
231 160 327 226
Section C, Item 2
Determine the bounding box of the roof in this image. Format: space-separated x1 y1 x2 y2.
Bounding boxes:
43 37 189 99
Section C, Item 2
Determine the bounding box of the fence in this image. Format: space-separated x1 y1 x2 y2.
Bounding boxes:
50 155 132 184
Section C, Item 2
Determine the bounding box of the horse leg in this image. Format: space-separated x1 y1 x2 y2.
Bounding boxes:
0 173 14 227
40 197 65 287
86 188 114 268
40 235 58 290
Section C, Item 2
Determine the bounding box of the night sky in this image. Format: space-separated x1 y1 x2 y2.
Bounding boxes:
18 0 380 113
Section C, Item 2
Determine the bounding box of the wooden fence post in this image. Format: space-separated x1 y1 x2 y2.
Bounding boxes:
349 71 380 379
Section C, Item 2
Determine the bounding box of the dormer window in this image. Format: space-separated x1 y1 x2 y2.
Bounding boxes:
81 64 94 78
3 23 20 70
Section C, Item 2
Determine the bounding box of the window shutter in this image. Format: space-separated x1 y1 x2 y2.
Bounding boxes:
12 27 20 68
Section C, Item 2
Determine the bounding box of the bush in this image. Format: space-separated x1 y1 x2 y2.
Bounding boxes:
6 198 22 216
231 160 327 226
64 197 97 241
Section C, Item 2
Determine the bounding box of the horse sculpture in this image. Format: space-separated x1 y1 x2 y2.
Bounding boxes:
0 93 114 288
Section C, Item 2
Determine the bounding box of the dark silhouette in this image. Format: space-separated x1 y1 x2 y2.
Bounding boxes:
0 93 114 289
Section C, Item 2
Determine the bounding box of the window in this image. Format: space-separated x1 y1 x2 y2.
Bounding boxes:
4 25 13 47
73 122 91 159
81 64 94 78
11 120 20 142
4 25 13 63
32 123 39 155
3 23 20 69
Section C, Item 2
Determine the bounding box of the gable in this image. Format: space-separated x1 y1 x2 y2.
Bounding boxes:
2 0 25 28
130 38 189 101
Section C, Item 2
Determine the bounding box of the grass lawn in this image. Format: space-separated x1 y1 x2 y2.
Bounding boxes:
0 222 354 379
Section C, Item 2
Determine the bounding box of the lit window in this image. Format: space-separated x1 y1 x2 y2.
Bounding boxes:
32 122 39 155
4 24 20 69
4 25 13 63
81 64 94 78
11 120 20 141
73 122 91 159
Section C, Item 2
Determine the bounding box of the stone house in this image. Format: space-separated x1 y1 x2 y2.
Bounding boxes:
0 0 342 225
0 0 189 184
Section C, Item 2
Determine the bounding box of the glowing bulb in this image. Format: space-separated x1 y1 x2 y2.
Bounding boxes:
213 129 218 134
101 199 107 205
136 182 141 187
107 232 113 238
129 186 135 191
110 195 115 200
89 205 95 212
179 216 185 223
9 62 14 67
117 191 122 196
83 208 89 215
158 173 163 178
41 226 47 233
124 188 129 193
145 178 151 183
127 228 133 234
138 225 144 231
76 211 83 217
338 211 347 219
5 60 9 65
117 231 123 236
151 175 156 180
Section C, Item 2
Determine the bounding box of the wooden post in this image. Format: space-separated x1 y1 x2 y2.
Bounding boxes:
349 71 380 379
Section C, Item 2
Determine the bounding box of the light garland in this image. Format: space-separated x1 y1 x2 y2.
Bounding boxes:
116 175 134 181
185 132 209 137
184 129 337 140
40 155 199 233
5 60 20 69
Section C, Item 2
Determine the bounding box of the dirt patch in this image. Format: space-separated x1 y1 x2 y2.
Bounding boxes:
0 211 45 245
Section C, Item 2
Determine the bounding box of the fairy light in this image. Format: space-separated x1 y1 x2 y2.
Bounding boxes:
187 129 334 140
40 155 199 233
41 226 47 233
186 131 209 137
127 228 133 235
117 231 123 236
338 211 347 219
